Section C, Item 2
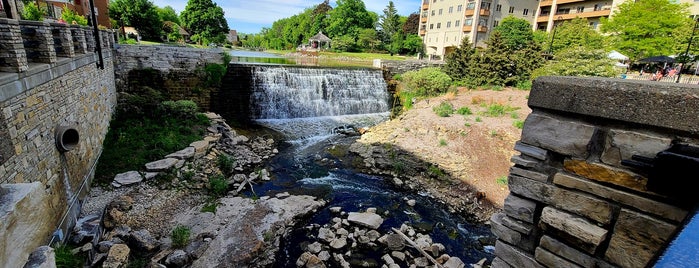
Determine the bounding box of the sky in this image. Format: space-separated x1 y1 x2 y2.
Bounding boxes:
151 0 421 34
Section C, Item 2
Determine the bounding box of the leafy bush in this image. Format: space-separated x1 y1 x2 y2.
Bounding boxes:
160 100 199 119
433 101 454 117
531 46 619 79
171 225 191 248
204 63 227 87
217 154 234 176
209 174 228 197
401 67 452 96
21 2 44 21
61 7 88 25
456 107 472 115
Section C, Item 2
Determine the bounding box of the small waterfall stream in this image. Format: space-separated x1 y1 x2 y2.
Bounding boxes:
233 64 495 266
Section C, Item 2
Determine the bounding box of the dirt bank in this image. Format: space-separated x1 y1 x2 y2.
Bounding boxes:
350 87 530 220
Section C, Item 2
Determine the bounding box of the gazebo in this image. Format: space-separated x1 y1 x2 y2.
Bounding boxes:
309 31 331 50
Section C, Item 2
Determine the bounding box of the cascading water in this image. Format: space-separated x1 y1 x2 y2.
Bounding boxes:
250 66 390 119
234 64 495 266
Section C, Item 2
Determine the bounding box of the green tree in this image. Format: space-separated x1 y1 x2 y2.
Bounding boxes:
549 18 606 54
180 0 230 45
601 0 692 61
109 0 162 41
403 13 420 35
532 46 619 78
357 28 381 51
326 0 376 40
492 16 535 50
158 6 180 25
163 21 183 42
402 34 424 55
443 37 477 82
378 1 401 44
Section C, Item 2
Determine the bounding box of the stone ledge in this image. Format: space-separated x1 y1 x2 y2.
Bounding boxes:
530 76 699 135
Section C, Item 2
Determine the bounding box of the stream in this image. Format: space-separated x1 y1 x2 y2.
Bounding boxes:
243 114 496 267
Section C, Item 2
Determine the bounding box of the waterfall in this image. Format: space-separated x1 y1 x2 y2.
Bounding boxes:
250 66 390 119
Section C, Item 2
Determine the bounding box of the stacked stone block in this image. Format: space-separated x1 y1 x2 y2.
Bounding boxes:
50 22 74 58
70 25 87 55
491 76 696 268
0 18 28 72
19 20 56 64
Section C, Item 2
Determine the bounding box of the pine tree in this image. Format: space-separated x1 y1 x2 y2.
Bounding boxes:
443 37 477 83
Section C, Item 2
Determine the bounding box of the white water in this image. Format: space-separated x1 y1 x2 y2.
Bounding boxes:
250 66 390 119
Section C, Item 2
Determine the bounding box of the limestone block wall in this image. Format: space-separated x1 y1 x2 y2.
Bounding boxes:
0 18 117 267
491 76 699 268
374 59 444 77
113 45 224 110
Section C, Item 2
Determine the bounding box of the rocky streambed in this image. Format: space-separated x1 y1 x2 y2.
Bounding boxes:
68 112 496 268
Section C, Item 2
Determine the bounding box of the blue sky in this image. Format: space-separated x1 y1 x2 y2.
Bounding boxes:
151 0 421 34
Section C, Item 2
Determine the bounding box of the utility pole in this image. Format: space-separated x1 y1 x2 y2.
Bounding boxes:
677 18 699 83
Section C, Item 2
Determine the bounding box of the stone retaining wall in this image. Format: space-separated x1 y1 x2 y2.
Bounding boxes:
491 76 699 268
373 59 444 77
0 18 117 267
113 45 224 110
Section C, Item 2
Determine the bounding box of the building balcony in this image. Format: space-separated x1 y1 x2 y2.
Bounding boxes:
477 25 488 32
422 3 429 10
420 29 426 36
463 25 472 32
557 9 611 20
557 0 585 4
480 9 491 16
540 0 553 7
421 16 428 23
465 9 475 16
537 16 550 23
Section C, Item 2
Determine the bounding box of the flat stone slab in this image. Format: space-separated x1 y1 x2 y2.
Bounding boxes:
145 158 179 172
165 147 195 160
347 212 384 229
113 171 143 186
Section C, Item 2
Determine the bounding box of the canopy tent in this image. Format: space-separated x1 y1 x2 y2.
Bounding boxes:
638 55 675 63
309 31 331 50
608 50 629 61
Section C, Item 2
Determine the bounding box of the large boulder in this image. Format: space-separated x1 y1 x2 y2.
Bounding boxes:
347 212 384 229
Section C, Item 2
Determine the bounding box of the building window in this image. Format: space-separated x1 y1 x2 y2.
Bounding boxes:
439 9 443 15
509 7 515 13
466 2 476 10
481 2 491 10
496 4 502 12
455 20 461 27
437 22 441 29
422 11 428 17
523 9 529 16
446 36 449 42
447 21 452 28
577 6 584 13
431 10 435 16
557 8 570 14
458 5 463 11
465 18 473 26
594 4 601 11
479 18 488 26
493 20 499 27
430 24 434 29
449 6 453 13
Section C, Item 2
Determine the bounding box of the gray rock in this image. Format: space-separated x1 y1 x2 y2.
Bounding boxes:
407 199 416 206
166 147 196 160
97 241 114 253
190 140 210 157
113 171 143 186
297 252 313 267
165 250 189 267
330 238 347 249
145 158 179 172
390 251 405 261
347 212 384 229
444 257 465 268
318 228 335 243
103 244 130 268
307 242 322 254
129 229 160 252
318 251 331 261
385 234 405 251
22 246 55 268
329 207 342 213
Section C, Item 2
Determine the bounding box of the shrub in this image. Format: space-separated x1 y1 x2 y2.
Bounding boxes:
209 174 228 197
456 107 472 115
217 154 234 176
401 67 453 96
160 100 199 119
204 63 227 87
433 101 454 117
55 244 84 268
22 2 45 21
61 6 88 25
398 90 417 111
171 225 191 248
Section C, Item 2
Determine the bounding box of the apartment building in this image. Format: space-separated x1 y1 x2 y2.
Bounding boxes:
420 0 539 59
533 0 624 32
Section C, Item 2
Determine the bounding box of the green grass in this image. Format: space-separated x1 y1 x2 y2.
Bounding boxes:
209 174 228 197
171 225 191 248
399 91 417 110
475 117 482 122
496 176 509 186
456 107 472 115
94 114 209 185
55 244 85 268
217 154 235 176
513 120 525 129
481 103 520 117
201 202 217 213
439 139 448 146
433 101 454 117
319 51 407 61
